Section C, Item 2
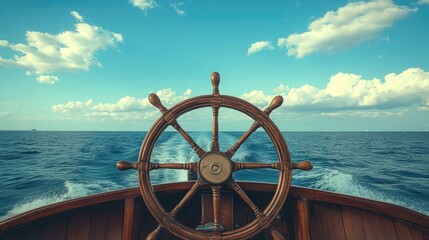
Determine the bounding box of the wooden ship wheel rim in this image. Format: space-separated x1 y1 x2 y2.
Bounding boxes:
117 72 313 239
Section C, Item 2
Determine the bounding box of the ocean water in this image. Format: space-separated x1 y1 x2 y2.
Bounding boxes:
0 131 428 218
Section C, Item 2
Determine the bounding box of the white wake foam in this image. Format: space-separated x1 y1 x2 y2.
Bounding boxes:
7 180 121 216
294 168 428 215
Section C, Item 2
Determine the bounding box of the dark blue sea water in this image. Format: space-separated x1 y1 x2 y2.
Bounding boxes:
0 131 428 218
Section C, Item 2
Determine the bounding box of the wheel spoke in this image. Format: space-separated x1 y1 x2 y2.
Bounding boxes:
211 185 222 233
211 72 221 152
234 160 313 171
116 160 139 171
151 162 197 171
234 162 280 171
116 161 198 171
227 178 262 218
225 95 284 158
169 178 205 217
211 72 220 96
211 103 220 151
149 93 206 158
268 225 286 240
146 225 163 240
175 124 206 158
292 160 313 170
225 122 259 158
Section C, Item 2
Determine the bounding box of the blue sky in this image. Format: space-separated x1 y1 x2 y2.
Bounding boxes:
0 0 428 131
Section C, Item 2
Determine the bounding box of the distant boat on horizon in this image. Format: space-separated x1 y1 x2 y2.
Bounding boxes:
30 129 37 132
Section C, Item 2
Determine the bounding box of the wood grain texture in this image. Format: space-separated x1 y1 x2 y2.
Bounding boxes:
342 205 397 240
0 188 140 235
122 198 136 240
201 191 234 230
1 184 428 239
135 197 159 240
309 202 346 240
395 221 429 240
20 214 68 240
66 209 91 240
288 186 429 230
294 198 310 240
39 214 68 240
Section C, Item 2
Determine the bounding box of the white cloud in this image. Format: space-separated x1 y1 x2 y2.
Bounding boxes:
318 110 404 118
170 2 186 16
419 101 429 110
0 11 123 83
52 88 192 121
70 11 84 22
52 99 94 112
278 0 416 58
36 75 59 84
242 84 319 108
241 68 429 113
273 84 289 93
0 40 8 47
418 0 429 4
247 41 274 55
241 90 270 106
130 0 157 11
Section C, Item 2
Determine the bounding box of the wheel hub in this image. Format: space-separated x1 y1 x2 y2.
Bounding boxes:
199 152 233 185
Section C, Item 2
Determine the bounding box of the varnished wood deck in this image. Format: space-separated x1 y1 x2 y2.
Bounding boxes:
1 182 428 240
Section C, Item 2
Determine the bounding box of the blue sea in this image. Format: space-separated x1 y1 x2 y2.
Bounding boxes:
0 131 428 218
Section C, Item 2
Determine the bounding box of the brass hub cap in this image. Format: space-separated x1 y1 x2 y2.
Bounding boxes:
199 152 233 184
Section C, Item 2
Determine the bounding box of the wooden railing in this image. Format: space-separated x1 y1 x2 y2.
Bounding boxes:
1 182 428 239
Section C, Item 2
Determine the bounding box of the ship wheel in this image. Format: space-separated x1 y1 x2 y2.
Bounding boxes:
117 72 312 240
